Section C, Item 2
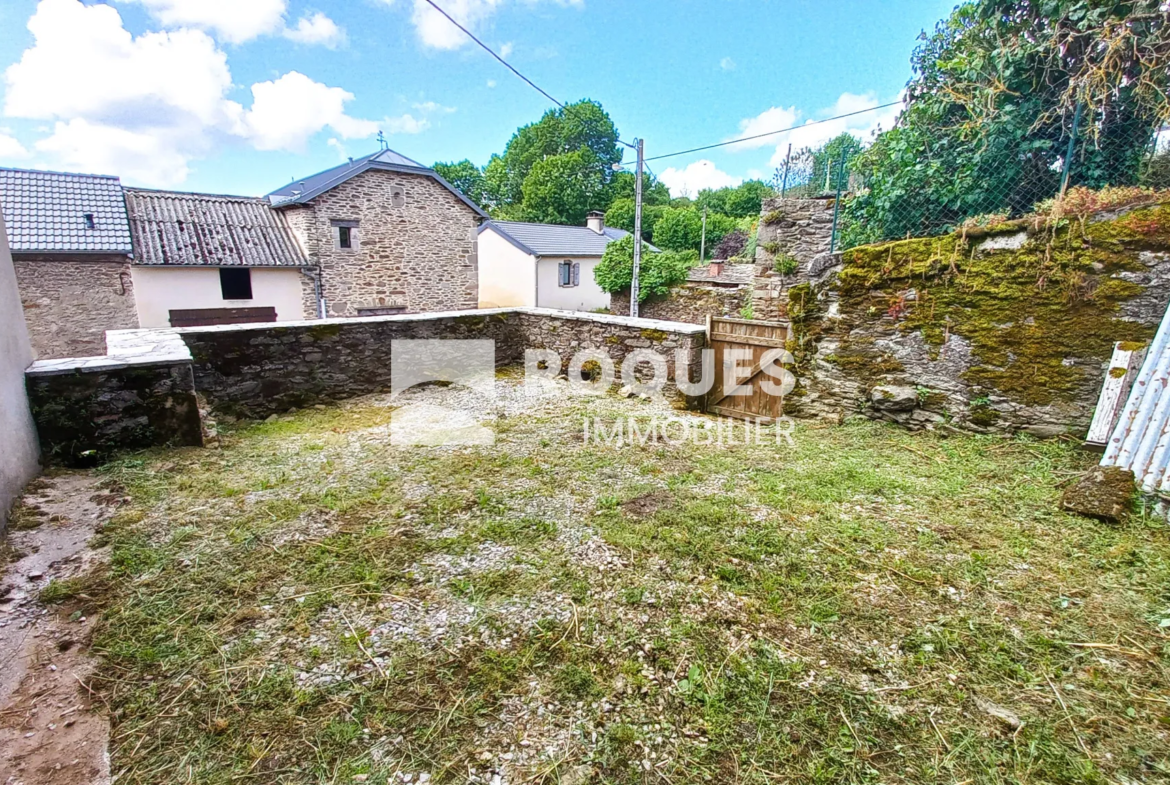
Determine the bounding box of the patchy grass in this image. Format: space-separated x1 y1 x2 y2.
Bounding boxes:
81 380 1170 784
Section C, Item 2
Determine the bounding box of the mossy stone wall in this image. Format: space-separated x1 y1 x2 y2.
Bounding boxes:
787 204 1170 434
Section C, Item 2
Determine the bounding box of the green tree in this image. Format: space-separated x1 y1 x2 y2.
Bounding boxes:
653 207 703 251
594 235 696 301
520 149 607 225
809 134 864 194
604 198 665 242
844 0 1170 245
605 171 671 207
695 181 775 218
432 159 488 208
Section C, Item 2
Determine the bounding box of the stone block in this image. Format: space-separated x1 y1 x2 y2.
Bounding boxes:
1060 466 1135 523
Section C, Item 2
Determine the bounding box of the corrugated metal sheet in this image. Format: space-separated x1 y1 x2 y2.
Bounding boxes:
1101 301 1170 494
124 189 308 267
0 167 132 253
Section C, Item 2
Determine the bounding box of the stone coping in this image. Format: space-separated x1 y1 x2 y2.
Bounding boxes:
26 307 707 377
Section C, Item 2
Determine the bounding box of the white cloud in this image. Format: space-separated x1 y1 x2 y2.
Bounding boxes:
499 41 514 58
486 79 497 88
728 92 904 167
720 57 735 71
243 72 379 151
406 0 580 50
383 114 430 135
118 0 287 44
413 101 456 114
283 12 346 48
4 0 377 186
0 131 30 160
659 160 742 198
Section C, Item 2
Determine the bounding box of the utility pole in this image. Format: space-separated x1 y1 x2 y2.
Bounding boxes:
700 206 708 263
630 137 644 318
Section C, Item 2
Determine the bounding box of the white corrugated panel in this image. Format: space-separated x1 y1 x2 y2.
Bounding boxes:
1102 301 1170 495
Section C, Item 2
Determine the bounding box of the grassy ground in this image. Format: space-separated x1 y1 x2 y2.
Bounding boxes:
70 377 1170 784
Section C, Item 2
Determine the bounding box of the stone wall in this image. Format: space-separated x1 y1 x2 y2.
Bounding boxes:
610 283 750 325
0 215 41 530
755 196 837 279
14 257 138 359
280 169 480 318
784 203 1170 435
180 308 707 417
25 355 203 464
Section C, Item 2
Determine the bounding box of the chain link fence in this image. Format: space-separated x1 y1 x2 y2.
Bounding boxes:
769 111 1169 253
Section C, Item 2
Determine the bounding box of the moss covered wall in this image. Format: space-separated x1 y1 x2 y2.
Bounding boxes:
789 203 1170 434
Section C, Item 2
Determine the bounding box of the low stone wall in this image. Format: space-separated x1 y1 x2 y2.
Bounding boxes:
610 283 750 325
755 196 837 278
25 308 707 462
25 352 203 464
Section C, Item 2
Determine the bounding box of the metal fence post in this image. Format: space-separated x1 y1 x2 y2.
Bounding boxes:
780 143 792 198
1059 102 1084 200
829 155 846 254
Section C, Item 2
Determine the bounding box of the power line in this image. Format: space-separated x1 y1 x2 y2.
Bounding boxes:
626 101 903 165
420 0 636 150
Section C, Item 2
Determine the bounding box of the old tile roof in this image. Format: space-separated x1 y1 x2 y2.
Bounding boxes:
0 167 132 254
686 263 756 286
480 220 643 257
124 189 309 267
266 148 489 217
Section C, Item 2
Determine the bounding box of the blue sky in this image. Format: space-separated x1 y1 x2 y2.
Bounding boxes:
0 0 958 197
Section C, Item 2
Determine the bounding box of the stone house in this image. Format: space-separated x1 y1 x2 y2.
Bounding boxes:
0 168 139 358
1 148 489 357
268 148 487 317
478 212 633 312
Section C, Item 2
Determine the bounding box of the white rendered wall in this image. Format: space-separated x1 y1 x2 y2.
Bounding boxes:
477 228 536 308
536 256 610 312
132 267 307 328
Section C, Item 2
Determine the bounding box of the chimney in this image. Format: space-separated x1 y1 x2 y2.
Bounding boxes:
708 261 724 278
586 211 605 234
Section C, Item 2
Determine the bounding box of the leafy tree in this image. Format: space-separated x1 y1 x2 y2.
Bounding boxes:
520 149 607 226
653 207 703 251
844 0 1170 245
809 134 864 194
604 198 665 242
482 99 622 219
695 180 775 218
703 212 739 252
594 235 696 301
605 171 671 206
713 229 748 260
432 159 488 208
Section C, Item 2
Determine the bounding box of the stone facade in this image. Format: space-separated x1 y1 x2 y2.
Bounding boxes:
14 257 138 359
610 282 751 325
281 169 480 318
26 358 202 464
755 196 837 279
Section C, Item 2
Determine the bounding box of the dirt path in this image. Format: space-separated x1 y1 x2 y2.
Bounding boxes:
0 474 113 785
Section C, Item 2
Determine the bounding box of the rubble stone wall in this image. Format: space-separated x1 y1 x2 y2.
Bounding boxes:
609 283 750 325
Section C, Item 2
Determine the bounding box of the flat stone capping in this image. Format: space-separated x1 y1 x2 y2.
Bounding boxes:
27 328 192 377
165 306 710 337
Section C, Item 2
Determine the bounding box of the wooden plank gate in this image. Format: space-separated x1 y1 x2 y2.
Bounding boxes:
705 316 792 421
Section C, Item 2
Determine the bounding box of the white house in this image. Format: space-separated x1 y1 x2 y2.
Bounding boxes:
478 212 634 312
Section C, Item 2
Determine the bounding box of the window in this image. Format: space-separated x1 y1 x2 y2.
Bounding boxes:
559 260 580 287
83 213 95 230
219 268 253 300
332 220 359 251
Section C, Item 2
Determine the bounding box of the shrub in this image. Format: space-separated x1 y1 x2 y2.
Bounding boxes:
594 235 696 301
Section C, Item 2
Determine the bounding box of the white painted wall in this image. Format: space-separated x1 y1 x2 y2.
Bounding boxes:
477 227 536 308
132 266 308 328
0 213 41 529
536 256 610 312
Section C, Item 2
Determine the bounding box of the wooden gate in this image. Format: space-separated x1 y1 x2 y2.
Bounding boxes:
705 316 792 421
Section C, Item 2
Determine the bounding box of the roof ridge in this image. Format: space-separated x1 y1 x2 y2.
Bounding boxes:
0 166 121 181
124 187 265 202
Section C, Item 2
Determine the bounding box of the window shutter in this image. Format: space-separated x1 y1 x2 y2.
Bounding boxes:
572 262 580 286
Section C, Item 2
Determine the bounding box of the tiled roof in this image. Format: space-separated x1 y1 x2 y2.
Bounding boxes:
0 167 132 254
267 148 488 218
686 263 756 286
124 189 309 267
481 220 639 257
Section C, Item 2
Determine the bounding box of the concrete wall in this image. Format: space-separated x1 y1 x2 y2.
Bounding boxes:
0 215 41 528
477 227 535 308
281 169 480 317
14 256 138 358
132 266 308 327
536 256 610 312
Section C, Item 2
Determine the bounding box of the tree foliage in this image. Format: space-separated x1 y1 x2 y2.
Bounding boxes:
694 180 775 218
432 160 488 208
594 235 696 301
652 207 703 251
844 0 1170 246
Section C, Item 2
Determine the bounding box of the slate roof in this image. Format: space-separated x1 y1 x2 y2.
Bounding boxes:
124 188 308 267
0 167 132 254
267 148 489 217
480 220 643 257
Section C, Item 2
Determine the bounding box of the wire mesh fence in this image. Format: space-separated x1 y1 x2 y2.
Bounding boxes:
767 109 1170 253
